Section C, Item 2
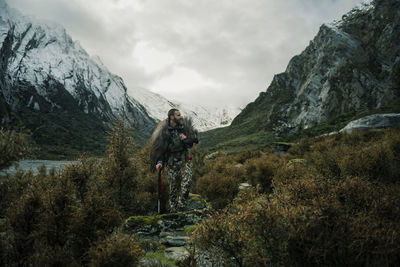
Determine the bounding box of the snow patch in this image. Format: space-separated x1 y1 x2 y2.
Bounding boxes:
128 87 241 132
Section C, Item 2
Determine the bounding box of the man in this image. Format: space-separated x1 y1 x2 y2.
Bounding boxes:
150 109 198 212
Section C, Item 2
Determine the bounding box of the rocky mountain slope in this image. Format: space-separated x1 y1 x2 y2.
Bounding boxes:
0 0 155 131
129 87 241 132
0 0 238 159
202 0 400 150
0 0 158 157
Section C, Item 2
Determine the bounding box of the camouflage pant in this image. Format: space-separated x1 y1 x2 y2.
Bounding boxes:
167 160 192 212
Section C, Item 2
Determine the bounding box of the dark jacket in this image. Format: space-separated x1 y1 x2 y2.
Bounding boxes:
150 118 198 172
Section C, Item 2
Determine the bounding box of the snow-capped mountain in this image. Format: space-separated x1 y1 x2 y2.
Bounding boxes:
0 0 155 134
128 87 241 132
0 0 239 142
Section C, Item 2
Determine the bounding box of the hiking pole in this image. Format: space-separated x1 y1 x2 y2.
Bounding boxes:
158 168 163 214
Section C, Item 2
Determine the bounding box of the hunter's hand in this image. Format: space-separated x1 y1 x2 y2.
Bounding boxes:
156 163 162 171
179 134 187 140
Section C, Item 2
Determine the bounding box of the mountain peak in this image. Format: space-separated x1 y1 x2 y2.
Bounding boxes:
127 87 241 132
232 0 400 138
1 2 156 138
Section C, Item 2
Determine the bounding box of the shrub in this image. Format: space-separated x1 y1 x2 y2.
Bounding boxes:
244 153 281 192
3 182 44 265
191 190 287 266
190 145 207 190
130 170 169 215
192 128 400 266
0 170 34 217
287 137 312 156
232 150 262 164
62 154 101 203
70 188 122 261
192 174 400 266
338 143 398 182
87 233 143 267
99 121 139 213
0 127 31 171
305 141 347 179
196 158 242 209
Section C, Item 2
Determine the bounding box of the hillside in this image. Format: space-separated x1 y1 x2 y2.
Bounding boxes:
0 0 155 158
201 0 400 152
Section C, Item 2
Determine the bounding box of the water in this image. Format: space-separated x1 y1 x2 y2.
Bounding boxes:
0 160 76 177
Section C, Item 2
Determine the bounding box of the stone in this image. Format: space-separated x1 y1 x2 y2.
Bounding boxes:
159 231 174 238
239 183 252 190
161 235 189 247
184 193 207 211
340 113 400 134
164 247 190 262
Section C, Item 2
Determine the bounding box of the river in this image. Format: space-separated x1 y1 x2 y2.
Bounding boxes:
0 160 76 177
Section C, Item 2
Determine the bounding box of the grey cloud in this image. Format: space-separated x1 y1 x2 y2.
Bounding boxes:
8 0 368 109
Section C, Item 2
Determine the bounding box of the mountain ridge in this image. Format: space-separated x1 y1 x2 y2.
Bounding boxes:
128 86 241 132
202 0 400 151
0 0 157 158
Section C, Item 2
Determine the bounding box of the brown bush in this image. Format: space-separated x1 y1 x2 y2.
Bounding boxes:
192 128 400 266
87 233 143 267
196 172 239 209
0 121 166 265
305 142 348 178
280 175 400 266
70 188 122 261
232 150 262 164
189 145 207 192
303 129 400 183
62 154 101 202
0 127 31 171
191 190 287 266
193 174 400 266
338 143 399 182
287 137 312 156
244 153 281 192
0 170 34 217
99 121 140 213
3 183 44 265
196 158 242 209
130 170 169 215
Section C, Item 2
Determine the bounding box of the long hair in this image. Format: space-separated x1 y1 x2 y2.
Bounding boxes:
149 119 169 172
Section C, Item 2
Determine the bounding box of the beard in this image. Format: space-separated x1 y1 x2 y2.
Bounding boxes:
174 117 183 125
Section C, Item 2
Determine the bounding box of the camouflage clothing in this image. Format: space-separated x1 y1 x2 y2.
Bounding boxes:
167 160 193 212
150 118 198 212
165 125 193 212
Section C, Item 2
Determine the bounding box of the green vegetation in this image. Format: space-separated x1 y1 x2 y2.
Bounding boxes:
199 126 275 154
18 109 109 159
1 115 400 266
0 122 160 266
143 250 177 266
87 233 143 267
0 126 31 170
200 99 400 153
14 109 150 160
191 127 400 266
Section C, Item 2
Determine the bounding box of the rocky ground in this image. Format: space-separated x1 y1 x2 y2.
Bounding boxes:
123 193 217 266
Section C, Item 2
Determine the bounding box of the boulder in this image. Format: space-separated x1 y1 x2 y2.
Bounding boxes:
161 235 189 247
164 247 190 263
340 113 400 133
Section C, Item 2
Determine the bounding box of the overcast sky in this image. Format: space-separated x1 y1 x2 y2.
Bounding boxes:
8 0 369 109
